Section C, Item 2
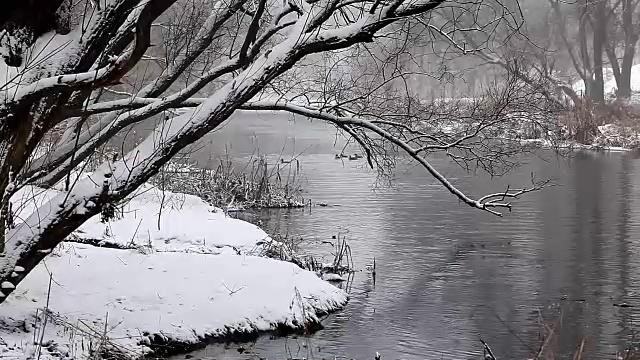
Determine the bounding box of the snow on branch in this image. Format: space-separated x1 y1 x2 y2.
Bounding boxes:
0 18 151 125
2 52 130 108
28 59 242 186
477 175 553 215
24 0 452 185
25 0 299 183
77 97 205 116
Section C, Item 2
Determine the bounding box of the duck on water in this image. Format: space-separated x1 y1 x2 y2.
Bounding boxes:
334 153 362 160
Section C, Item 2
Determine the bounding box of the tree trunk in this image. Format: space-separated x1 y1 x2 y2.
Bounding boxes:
605 44 622 89
578 10 593 99
617 0 640 99
591 0 607 105
618 46 635 98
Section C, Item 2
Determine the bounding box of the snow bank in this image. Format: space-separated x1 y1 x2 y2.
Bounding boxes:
3 184 347 359
520 138 632 152
74 184 270 254
11 184 270 255
0 245 346 359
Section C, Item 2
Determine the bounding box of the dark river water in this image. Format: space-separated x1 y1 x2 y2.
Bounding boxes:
179 112 640 360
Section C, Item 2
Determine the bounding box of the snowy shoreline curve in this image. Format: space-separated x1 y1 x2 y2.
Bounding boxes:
0 185 347 359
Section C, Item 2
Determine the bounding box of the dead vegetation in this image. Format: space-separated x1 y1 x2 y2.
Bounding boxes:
480 309 640 360
255 230 355 284
149 154 306 211
557 98 640 149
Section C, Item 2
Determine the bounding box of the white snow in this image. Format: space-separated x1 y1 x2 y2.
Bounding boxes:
7 52 128 106
0 246 346 359
0 30 80 96
10 183 269 255
520 137 634 152
9 185 62 225
2 184 347 359
73 184 270 254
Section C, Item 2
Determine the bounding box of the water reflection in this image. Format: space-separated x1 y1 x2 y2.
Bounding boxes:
181 114 640 360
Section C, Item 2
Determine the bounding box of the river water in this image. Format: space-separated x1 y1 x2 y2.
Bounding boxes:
183 112 640 360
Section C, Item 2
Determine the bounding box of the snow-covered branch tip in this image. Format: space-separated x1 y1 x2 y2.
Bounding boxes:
475 176 553 216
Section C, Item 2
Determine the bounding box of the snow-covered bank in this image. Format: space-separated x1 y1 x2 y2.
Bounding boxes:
75 184 270 254
519 123 640 152
521 138 633 152
1 185 347 359
0 247 346 359
11 184 270 254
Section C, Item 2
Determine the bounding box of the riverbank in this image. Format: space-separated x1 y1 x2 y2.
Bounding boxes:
521 138 633 152
512 122 640 152
0 185 347 360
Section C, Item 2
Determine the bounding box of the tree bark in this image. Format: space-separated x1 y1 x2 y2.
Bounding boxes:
592 0 607 105
618 45 636 98
617 0 640 98
605 44 622 89
578 10 593 99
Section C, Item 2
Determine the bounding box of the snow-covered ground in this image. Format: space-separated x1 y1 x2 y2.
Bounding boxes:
520 137 632 152
76 184 270 254
0 185 347 359
12 184 269 255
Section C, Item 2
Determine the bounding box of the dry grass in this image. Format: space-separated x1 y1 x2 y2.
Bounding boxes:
500 311 640 360
255 230 355 279
557 99 640 148
29 276 138 360
150 154 306 210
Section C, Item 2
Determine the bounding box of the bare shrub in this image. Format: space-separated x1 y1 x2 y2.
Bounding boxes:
557 102 601 144
557 99 640 148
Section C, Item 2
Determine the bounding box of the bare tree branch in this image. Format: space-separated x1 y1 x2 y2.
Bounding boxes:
240 100 547 216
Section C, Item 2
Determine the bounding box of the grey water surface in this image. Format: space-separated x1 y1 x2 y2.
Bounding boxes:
180 112 640 360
